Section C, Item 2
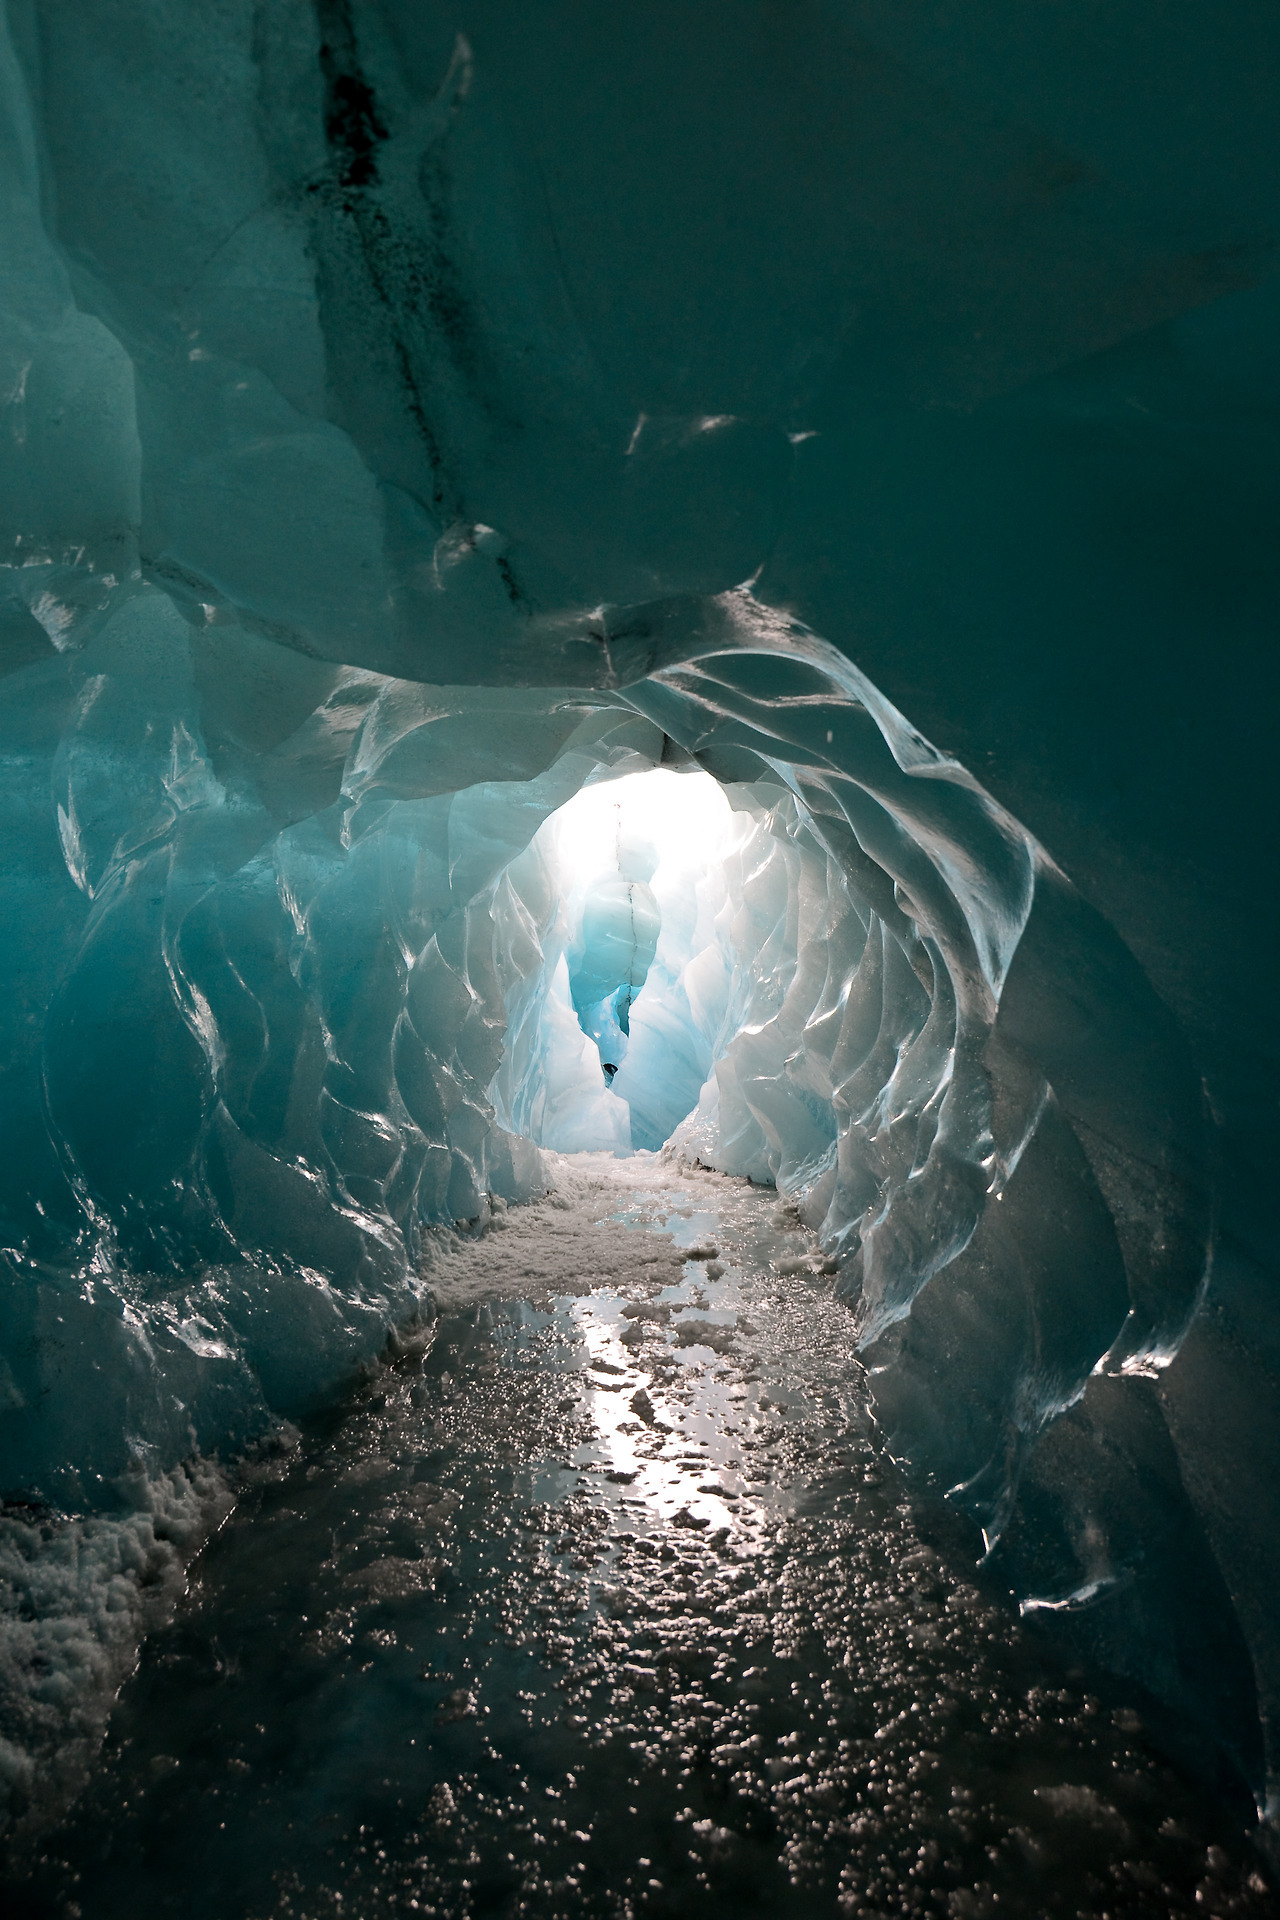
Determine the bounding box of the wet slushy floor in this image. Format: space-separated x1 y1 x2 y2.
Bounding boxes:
5 1155 1274 1918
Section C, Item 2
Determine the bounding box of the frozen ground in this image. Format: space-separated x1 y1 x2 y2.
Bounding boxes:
3 1155 1273 1919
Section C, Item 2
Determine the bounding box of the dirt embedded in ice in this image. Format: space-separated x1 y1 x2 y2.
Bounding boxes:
7 1154 1273 1918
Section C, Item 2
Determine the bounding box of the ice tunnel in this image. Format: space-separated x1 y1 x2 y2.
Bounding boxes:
1 604 1209 1501
1 0 1278 1897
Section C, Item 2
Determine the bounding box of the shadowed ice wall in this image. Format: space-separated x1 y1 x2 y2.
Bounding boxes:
1 0 1276 1819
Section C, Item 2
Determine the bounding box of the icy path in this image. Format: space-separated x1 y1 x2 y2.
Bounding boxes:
8 1156 1272 1918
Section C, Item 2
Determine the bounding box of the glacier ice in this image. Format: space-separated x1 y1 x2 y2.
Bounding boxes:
491 768 737 1152
568 861 661 1086
0 0 1275 1836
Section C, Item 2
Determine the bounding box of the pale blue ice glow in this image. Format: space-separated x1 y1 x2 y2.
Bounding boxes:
493 768 738 1151
0 0 1270 1841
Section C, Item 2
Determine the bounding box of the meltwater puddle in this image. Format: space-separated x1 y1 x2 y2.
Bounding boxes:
6 1153 1272 1919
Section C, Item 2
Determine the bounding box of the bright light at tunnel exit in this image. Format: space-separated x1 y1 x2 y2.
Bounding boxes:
545 765 736 886
496 764 743 1155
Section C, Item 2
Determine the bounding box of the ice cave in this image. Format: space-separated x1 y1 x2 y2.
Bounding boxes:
1 4 1278 1915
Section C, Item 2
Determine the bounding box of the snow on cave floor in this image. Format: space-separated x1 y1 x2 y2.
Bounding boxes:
10 1156 1272 1920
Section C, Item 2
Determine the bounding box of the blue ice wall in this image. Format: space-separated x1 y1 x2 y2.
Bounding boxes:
568 868 661 1082
485 775 731 1155
1 0 1277 1815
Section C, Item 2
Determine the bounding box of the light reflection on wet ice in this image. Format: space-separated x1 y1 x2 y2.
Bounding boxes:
9 1156 1274 1919
562 1173 858 1543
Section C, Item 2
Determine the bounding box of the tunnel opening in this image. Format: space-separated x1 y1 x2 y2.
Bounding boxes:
487 765 739 1155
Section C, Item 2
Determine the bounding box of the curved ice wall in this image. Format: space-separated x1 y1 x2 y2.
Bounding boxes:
0 0 1273 1812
